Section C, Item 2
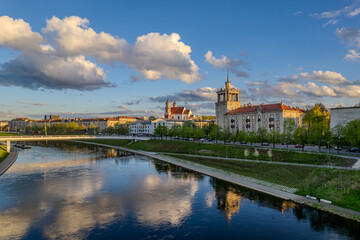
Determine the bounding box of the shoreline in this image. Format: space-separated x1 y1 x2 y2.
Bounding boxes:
0 150 18 177
70 140 360 222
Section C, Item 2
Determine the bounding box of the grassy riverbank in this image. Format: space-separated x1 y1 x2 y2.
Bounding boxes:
0 145 9 163
0 132 20 136
127 140 355 167
168 154 360 212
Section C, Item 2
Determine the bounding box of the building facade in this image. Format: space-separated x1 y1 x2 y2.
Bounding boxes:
215 76 303 133
330 106 360 129
164 100 194 120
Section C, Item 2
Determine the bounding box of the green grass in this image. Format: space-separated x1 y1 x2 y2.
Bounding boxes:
79 139 132 147
0 132 20 136
127 140 355 167
170 154 360 212
0 145 9 163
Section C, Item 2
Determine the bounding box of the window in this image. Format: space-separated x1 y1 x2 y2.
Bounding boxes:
252 115 255 120
178 116 180 119
276 114 280 119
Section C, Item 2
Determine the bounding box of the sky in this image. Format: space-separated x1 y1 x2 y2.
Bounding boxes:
0 0 360 120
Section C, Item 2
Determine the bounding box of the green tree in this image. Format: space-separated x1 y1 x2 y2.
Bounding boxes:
193 127 205 139
155 125 168 139
344 119 360 147
115 124 129 135
222 127 231 141
149 116 157 121
67 121 79 133
168 124 182 137
283 118 297 149
209 125 222 143
331 124 346 154
246 131 258 146
308 121 331 152
293 126 307 150
236 130 247 143
257 127 267 145
266 130 281 148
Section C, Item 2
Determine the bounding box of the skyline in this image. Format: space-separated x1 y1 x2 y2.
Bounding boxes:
1 0 360 120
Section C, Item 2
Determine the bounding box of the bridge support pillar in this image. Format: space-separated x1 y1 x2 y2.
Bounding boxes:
6 140 11 152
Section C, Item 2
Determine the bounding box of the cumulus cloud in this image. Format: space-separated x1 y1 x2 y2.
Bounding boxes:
335 26 360 61
0 15 201 91
44 16 200 83
299 70 349 85
0 16 44 52
205 51 250 78
0 53 109 90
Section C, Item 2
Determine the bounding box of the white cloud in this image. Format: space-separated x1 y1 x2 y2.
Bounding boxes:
297 82 337 97
333 85 360 98
0 16 201 91
348 7 360 17
299 70 349 85
17 101 48 106
43 16 126 62
0 16 44 52
205 51 250 78
344 49 360 60
44 17 201 83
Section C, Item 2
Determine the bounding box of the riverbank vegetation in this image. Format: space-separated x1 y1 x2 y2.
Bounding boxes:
0 145 9 163
127 139 355 167
166 154 360 212
0 132 20 136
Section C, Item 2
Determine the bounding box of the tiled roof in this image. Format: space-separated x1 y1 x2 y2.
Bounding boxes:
226 103 303 115
171 107 185 114
183 110 190 114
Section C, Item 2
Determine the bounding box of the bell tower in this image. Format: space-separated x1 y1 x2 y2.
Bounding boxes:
215 72 241 127
165 99 171 119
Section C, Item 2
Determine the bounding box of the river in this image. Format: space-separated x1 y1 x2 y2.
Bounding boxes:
0 142 359 239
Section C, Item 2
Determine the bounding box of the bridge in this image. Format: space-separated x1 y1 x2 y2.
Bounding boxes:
0 135 150 152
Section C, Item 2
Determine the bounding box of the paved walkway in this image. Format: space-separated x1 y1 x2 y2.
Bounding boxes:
0 151 18 176
71 140 360 221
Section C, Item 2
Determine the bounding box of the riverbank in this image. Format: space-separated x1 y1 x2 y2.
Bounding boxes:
0 150 18 176
71 140 360 222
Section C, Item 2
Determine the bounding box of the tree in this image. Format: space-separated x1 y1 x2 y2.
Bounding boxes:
331 124 345 154
209 125 222 143
155 125 168 139
266 130 281 148
283 118 297 149
115 124 129 135
193 127 205 139
344 119 360 147
257 127 267 145
89 123 98 134
168 124 182 138
79 124 87 132
246 131 258 146
236 130 247 143
303 103 330 130
222 127 231 141
308 121 331 152
293 126 307 150
67 121 79 133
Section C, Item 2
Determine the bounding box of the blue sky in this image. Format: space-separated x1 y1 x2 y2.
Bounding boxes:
0 0 360 120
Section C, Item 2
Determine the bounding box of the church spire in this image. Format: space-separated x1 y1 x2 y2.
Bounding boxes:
227 69 229 83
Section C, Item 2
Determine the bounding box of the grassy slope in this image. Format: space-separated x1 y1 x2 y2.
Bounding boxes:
79 139 132 147
170 154 360 212
0 132 20 136
0 145 9 163
128 140 356 167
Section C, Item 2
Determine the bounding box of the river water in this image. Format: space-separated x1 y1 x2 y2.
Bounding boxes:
0 142 359 239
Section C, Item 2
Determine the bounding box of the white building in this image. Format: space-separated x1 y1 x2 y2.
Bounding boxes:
164 100 194 120
130 118 185 136
330 106 360 129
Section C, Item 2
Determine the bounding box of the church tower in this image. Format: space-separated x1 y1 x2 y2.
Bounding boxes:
215 72 241 126
165 99 171 118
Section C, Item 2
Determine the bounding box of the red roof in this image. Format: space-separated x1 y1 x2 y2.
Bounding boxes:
183 110 190 114
226 103 303 115
171 107 185 114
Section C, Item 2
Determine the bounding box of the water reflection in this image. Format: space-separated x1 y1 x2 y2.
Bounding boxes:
0 142 359 239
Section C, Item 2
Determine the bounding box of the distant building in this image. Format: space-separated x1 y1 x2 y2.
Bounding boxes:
0 121 8 130
215 75 304 133
130 118 185 136
164 100 194 120
330 106 360 129
8 118 31 132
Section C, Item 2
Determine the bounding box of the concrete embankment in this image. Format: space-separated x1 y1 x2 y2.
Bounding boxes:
71 140 360 222
0 151 18 176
